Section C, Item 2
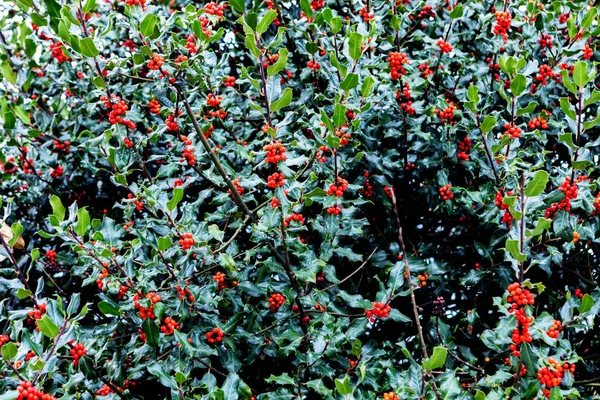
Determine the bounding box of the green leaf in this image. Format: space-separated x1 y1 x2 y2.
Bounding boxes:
581 7 597 29
14 106 31 125
579 294 594 314
140 14 158 37
480 115 496 133
1 342 17 360
510 74 526 97
561 70 577 95
209 224 224 242
8 222 23 247
361 76 375 97
266 48 288 77
299 0 312 17
147 362 177 389
505 239 526 262
524 170 549 197
334 375 353 395
560 97 576 120
449 4 463 18
521 342 538 378
266 373 295 386
467 84 479 103
50 195 66 222
75 207 90 237
167 188 184 211
270 88 292 112
98 300 121 316
333 104 346 127
348 32 363 60
326 134 341 149
79 37 99 57
573 61 589 88
37 315 59 338
256 10 277 34
143 319 160 347
526 218 551 237
82 0 96 13
16 288 31 299
351 339 362 357
558 133 576 150
244 33 261 58
340 73 358 91
517 101 537 116
229 0 244 13
157 236 171 251
422 346 448 370
0 60 17 84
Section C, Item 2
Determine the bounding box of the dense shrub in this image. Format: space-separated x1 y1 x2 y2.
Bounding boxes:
0 0 600 398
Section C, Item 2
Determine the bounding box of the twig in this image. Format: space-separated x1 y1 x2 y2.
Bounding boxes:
319 247 377 292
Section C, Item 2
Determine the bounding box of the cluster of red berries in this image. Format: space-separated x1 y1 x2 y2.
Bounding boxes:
535 64 556 86
307 60 321 70
545 176 587 218
166 115 179 131
181 145 196 166
437 39 453 53
435 101 457 125
264 141 287 164
387 52 409 80
457 137 471 162
53 139 70 153
49 165 63 179
212 272 227 290
361 172 374 197
133 292 161 319
365 302 391 322
28 302 47 323
125 0 146 8
148 53 164 70
572 231 580 243
118 285 128 299
25 350 36 361
418 62 434 78
397 83 415 115
267 172 285 189
493 11 512 42
417 272 429 287
96 268 109 291
148 99 161 114
0 334 9 346
206 327 224 344
582 45 593 60
502 122 522 140
123 137 134 148
327 177 348 197
538 359 575 397
49 42 71 63
326 205 342 215
16 382 57 400
268 293 285 312
284 213 305 227
206 93 222 108
101 95 136 130
439 184 453 201
127 193 144 211
382 393 399 400
507 282 535 308
528 117 548 130
510 308 533 356
96 383 119 396
204 1 226 16
418 5 435 18
359 5 374 22
161 316 180 335
538 34 553 49
175 285 195 302
68 341 86 365
224 76 236 87
229 178 244 196
574 288 584 299
184 35 197 54
316 146 331 162
547 319 562 339
179 233 195 250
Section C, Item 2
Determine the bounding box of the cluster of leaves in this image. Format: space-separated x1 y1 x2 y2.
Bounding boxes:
0 0 600 398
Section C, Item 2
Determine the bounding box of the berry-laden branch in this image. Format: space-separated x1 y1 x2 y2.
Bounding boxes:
389 188 442 400
175 86 308 332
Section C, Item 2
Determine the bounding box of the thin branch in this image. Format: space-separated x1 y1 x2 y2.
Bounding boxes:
319 247 377 292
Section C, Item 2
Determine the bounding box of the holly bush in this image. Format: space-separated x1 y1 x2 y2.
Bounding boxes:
1 0 600 398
